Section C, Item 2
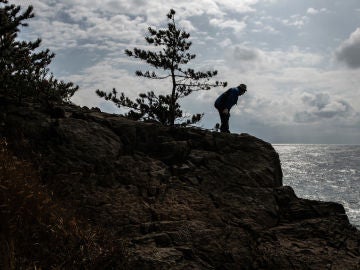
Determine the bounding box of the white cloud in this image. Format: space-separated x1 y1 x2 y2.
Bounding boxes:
17 1 149 51
12 0 360 143
306 8 319 15
294 92 355 123
209 18 247 32
281 15 309 28
214 0 258 13
68 58 169 110
218 38 233 48
252 25 279 34
307 7 328 15
179 20 197 32
16 0 257 52
336 28 360 68
225 45 324 73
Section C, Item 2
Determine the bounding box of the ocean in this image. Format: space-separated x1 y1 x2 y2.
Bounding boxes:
273 144 360 229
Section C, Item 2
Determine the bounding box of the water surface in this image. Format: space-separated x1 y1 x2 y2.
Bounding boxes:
274 144 360 228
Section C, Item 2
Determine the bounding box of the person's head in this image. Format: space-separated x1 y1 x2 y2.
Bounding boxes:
238 84 247 95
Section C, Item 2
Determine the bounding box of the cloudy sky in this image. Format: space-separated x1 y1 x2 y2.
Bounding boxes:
15 0 360 144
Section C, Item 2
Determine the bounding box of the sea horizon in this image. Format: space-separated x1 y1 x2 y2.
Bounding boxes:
273 143 360 146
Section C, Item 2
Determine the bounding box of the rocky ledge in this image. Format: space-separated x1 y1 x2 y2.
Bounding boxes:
1 98 360 269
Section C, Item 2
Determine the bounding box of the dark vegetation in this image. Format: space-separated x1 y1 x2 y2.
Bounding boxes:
0 0 78 104
96 9 227 126
0 1 126 268
0 139 128 269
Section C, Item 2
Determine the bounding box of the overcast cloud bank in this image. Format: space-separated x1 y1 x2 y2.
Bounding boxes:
16 0 360 143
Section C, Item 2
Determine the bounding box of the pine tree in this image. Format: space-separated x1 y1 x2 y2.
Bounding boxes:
0 0 78 103
96 9 227 126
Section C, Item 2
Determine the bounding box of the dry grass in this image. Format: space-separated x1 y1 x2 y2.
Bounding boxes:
0 138 128 269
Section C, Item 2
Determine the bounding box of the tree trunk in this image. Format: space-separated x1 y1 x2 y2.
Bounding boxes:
170 69 176 126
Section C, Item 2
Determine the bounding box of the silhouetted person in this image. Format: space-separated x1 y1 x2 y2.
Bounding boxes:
214 84 247 133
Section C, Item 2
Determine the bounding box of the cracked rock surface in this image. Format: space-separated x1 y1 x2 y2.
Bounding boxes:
2 99 360 269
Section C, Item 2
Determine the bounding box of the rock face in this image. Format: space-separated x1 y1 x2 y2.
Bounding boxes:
1 98 360 269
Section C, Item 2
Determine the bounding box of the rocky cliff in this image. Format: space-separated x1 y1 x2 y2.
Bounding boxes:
1 97 360 269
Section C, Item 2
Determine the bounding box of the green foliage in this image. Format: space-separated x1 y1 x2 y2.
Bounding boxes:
97 9 227 126
0 0 78 103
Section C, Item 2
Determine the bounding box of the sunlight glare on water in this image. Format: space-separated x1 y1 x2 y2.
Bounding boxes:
274 144 360 228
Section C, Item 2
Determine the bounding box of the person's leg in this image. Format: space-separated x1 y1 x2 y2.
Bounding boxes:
219 111 230 133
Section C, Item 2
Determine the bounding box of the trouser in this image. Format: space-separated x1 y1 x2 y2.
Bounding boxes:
218 110 230 133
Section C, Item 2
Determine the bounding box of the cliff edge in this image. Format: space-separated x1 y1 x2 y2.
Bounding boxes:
1 98 360 269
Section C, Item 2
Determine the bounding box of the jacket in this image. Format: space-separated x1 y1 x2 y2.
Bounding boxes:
214 87 240 110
